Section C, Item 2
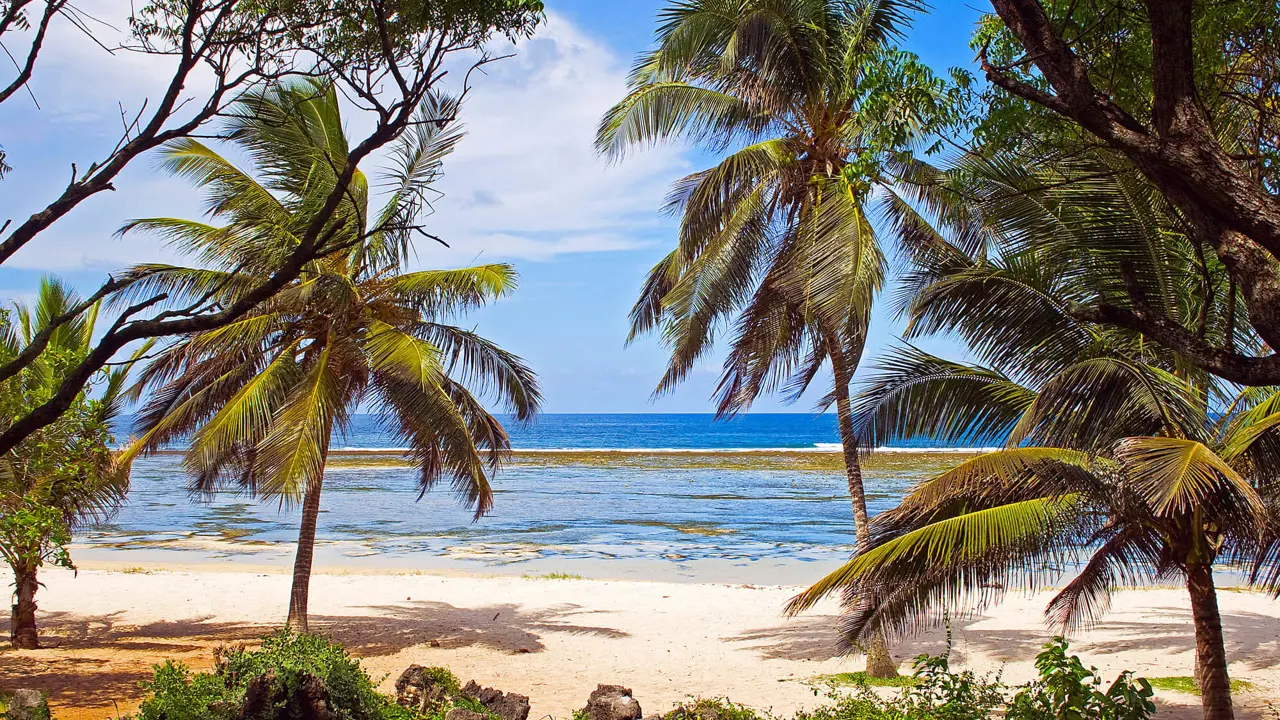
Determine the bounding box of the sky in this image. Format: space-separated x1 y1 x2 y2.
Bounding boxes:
0 0 986 414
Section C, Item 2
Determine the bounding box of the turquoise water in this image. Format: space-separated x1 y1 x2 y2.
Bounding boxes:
85 415 981 579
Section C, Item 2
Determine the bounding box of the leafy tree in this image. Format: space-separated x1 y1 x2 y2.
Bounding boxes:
0 0 543 462
787 153 1280 720
0 277 146 648
121 79 540 631
968 0 1280 389
597 0 963 678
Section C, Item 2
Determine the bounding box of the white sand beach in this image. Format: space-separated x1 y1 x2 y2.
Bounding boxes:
3 564 1278 719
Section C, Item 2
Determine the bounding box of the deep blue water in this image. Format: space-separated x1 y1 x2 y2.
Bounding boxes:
338 413 845 450
87 414 983 580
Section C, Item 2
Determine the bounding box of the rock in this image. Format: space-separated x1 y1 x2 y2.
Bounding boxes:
3 689 49 720
236 670 334 720
395 665 452 713
583 684 642 720
445 709 489 720
462 681 531 720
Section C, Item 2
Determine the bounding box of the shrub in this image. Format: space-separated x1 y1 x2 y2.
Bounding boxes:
663 698 766 720
1006 638 1155 720
795 652 1003 720
125 630 418 720
795 638 1151 720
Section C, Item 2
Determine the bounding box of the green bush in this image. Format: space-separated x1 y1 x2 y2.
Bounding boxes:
1006 638 1155 720
794 638 1151 720
795 651 1003 720
125 630 418 720
663 698 767 720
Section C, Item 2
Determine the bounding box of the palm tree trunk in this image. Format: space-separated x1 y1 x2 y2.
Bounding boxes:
828 333 897 679
9 562 39 649
286 475 325 633
1186 562 1233 720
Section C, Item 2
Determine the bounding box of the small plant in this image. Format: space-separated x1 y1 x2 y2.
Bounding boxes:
120 566 151 575
1006 638 1155 720
896 653 1004 720
522 572 583 580
663 698 765 720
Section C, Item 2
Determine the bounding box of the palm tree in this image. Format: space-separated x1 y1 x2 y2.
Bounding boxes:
787 152 1278 720
597 0 955 676
119 79 540 631
0 277 143 648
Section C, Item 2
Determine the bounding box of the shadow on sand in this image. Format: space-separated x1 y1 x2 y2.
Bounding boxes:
0 601 629 711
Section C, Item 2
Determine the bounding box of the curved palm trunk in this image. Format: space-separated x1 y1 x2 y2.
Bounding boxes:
286 475 325 633
9 562 39 649
1186 563 1233 720
828 332 897 679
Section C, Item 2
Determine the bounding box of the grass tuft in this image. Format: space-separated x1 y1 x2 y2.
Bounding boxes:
810 672 917 688
522 572 583 580
119 566 152 575
1147 676 1254 695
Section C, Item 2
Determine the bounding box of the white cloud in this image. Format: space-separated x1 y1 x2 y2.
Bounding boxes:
1 9 688 271
414 14 688 265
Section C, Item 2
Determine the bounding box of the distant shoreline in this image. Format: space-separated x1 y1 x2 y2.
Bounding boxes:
143 446 994 455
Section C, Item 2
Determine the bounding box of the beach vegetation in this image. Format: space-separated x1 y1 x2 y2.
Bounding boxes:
597 0 964 679
125 630 420 720
787 147 1280 719
664 698 765 720
0 277 147 649
1147 677 1255 697
119 79 540 632
523 572 583 580
809 672 916 689
795 640 1151 720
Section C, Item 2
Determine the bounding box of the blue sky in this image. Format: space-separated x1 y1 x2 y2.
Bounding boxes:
0 0 985 413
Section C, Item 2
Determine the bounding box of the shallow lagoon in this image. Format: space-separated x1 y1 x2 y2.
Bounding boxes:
77 449 978 582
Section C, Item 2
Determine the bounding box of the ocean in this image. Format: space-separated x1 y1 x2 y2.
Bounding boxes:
83 414 984 582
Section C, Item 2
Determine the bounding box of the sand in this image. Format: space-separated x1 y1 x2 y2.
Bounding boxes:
2 564 1278 719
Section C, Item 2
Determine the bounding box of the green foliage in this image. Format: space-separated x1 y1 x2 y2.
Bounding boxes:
128 660 235 720
119 77 540 627
1006 639 1154 720
122 78 540 510
0 278 143 642
893 654 1004 720
0 498 74 574
967 1 1280 189
126 631 418 720
796 640 1149 720
664 698 765 720
796 651 1002 720
413 666 462 698
810 673 916 689
1147 676 1254 696
789 143 1280 672
129 0 544 93
598 0 968 417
